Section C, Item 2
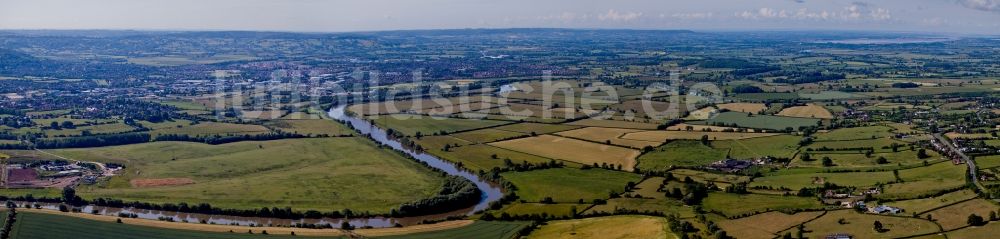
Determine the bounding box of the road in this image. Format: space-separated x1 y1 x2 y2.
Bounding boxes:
933 133 987 193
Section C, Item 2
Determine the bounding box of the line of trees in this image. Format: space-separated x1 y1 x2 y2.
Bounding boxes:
154 132 309 145
33 133 151 149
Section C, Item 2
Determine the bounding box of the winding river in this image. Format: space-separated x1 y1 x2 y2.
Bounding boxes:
326 105 504 213
17 105 502 228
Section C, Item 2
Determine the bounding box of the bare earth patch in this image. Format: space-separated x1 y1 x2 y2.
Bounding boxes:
718 103 767 114
777 104 834 119
130 178 196 188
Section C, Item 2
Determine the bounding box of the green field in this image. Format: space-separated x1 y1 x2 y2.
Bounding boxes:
701 193 824 217
48 138 445 213
378 221 530 239
8 212 341 239
976 155 1000 169
501 168 642 203
150 122 272 136
806 138 907 153
586 197 694 217
750 171 896 190
795 150 934 168
492 123 581 134
370 114 509 136
265 119 353 136
428 144 556 172
705 112 819 131
885 190 978 214
712 135 801 159
638 140 727 171
813 126 895 141
450 129 527 144
494 203 584 218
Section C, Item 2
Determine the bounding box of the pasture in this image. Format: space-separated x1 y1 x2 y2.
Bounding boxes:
369 114 509 136
813 125 895 141
705 112 819 131
785 210 939 239
621 130 779 142
450 129 526 144
8 211 339 239
921 199 1000 230
265 119 352 136
428 144 556 172
701 193 823 217
500 168 642 202
151 122 271 136
56 138 446 213
886 190 978 214
586 198 694 218
379 221 530 239
712 135 801 159
491 122 580 134
637 140 727 171
750 171 896 190
717 211 825 239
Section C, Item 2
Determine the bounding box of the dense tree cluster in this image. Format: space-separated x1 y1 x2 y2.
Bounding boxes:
394 176 481 216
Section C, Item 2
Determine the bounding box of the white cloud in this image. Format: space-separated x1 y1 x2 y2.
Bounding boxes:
598 9 643 21
957 0 1000 13
736 2 890 21
662 12 714 20
870 8 891 20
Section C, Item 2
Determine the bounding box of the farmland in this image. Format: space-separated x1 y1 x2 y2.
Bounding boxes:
7 211 342 239
4 28 1000 239
703 112 820 131
638 140 728 171
784 210 940 239
490 135 640 169
500 168 642 202
47 138 447 213
776 104 834 119
527 216 670 239
701 193 824 217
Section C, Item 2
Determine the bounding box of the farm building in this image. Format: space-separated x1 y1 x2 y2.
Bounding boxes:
869 205 903 214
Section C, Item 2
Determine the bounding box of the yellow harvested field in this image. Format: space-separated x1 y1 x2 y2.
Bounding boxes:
777 104 834 119
945 132 994 139
555 127 660 148
718 103 767 114
527 215 669 239
718 211 824 239
687 106 717 120
622 130 780 141
490 135 640 169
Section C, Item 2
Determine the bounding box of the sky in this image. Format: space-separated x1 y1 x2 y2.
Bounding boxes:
1 0 999 34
